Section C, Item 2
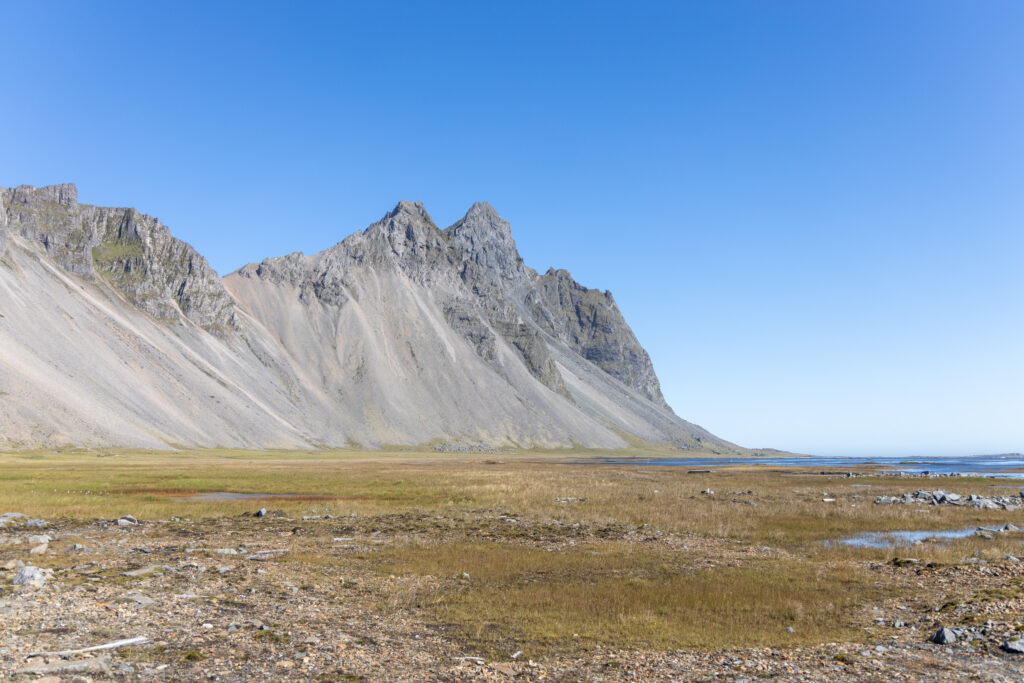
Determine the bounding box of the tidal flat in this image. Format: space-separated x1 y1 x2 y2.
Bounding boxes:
2 449 1024 680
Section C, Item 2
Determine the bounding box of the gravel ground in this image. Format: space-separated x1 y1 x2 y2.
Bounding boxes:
4 512 1024 682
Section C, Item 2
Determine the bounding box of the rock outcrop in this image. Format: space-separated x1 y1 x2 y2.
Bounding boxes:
0 184 741 453
1 184 234 331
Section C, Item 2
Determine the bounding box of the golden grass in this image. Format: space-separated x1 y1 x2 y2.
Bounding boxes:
359 542 882 653
1 449 1017 541
440 562 876 653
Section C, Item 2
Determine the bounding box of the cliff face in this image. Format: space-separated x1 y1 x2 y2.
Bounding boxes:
0 183 740 453
1 184 235 332
530 268 668 408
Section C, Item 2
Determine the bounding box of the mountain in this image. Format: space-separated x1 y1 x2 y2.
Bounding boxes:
0 184 741 453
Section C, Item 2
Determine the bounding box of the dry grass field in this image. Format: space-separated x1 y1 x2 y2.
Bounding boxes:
2 448 1024 679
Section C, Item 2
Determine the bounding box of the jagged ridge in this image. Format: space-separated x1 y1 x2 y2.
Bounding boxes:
0 184 739 452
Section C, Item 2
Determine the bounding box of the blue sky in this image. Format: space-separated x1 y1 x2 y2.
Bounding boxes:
2 1 1021 456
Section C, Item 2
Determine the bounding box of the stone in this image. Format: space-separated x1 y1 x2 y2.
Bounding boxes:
24 519 48 528
123 591 157 606
892 557 921 567
17 655 111 676
930 627 957 645
1002 640 1024 654
121 565 165 577
12 565 47 588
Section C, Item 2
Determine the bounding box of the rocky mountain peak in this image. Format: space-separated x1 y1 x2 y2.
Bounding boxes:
383 200 434 225
365 200 438 250
446 202 526 286
372 198 436 239
460 201 504 228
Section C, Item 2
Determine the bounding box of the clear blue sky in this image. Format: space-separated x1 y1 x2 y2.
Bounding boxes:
2 1 1021 456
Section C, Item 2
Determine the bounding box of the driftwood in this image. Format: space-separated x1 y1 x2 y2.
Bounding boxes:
29 636 149 658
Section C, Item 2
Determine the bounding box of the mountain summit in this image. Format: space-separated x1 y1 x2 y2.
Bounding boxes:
0 184 740 453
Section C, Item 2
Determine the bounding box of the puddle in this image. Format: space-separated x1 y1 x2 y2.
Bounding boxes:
173 492 310 502
848 484 872 487
830 528 977 548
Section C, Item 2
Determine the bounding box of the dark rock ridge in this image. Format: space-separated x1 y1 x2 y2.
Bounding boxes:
0 183 738 452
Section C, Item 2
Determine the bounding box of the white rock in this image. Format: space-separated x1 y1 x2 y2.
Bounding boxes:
12 565 47 588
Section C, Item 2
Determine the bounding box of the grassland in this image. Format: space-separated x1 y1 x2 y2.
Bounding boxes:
3 448 1024 679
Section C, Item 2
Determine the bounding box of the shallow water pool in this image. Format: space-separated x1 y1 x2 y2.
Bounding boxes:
830 528 978 548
